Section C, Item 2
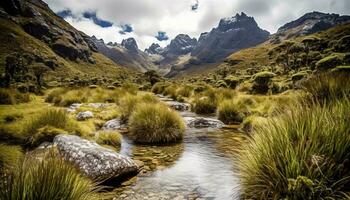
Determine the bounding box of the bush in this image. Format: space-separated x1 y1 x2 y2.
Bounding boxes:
0 144 23 170
316 54 343 71
252 72 275 94
291 71 308 83
163 85 178 99
239 98 350 199
45 88 68 104
176 85 193 98
192 96 217 114
331 65 350 73
217 100 245 124
0 89 15 104
96 131 121 148
224 76 239 89
129 103 185 144
151 82 169 94
0 155 102 200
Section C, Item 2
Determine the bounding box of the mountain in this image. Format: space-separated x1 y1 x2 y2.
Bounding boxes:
272 11 350 41
91 36 160 72
162 34 197 56
145 43 163 55
165 12 270 77
0 0 134 81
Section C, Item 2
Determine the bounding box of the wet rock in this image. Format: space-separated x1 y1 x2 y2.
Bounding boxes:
76 111 93 121
184 117 224 128
165 101 190 111
66 103 82 113
54 135 139 181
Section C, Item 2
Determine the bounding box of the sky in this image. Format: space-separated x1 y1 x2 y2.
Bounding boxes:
44 0 350 50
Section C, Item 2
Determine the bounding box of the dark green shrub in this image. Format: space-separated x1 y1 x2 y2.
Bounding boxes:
251 72 275 94
0 89 15 104
224 76 239 89
316 54 343 71
292 71 308 82
129 103 185 144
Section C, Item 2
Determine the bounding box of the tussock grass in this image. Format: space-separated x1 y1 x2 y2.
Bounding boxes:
96 131 122 148
217 99 245 124
239 98 350 199
0 144 23 170
0 154 104 200
151 82 169 94
0 89 31 105
129 103 185 144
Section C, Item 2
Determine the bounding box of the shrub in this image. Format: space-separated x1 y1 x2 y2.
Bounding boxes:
216 80 228 88
315 54 343 71
0 144 23 170
29 126 68 147
251 72 275 94
331 65 350 73
121 82 138 95
129 103 185 144
151 82 168 94
45 88 68 104
176 85 193 98
163 85 178 99
0 89 15 104
192 96 217 114
96 131 122 148
291 71 308 83
239 98 350 199
0 155 103 200
217 99 245 124
224 76 239 89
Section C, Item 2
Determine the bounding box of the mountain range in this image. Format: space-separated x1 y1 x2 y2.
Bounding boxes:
0 0 349 79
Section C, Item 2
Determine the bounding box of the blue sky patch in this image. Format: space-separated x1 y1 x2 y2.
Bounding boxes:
56 9 73 18
119 24 133 34
155 31 169 41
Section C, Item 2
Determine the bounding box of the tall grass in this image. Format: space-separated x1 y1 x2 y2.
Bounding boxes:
0 144 23 170
217 99 245 124
129 103 185 144
96 131 122 148
239 98 350 199
0 154 104 200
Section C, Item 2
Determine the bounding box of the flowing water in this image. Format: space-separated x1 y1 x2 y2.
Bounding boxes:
114 110 247 200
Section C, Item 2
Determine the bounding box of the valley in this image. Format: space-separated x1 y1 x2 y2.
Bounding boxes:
0 0 350 200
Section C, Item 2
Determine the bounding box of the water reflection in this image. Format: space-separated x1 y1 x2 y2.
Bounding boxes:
115 127 245 200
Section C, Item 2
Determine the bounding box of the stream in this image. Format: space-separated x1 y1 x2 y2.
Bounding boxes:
114 102 247 200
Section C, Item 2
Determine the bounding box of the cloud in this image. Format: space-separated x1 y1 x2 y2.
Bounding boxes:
191 0 199 11
56 9 72 18
119 24 133 34
155 31 169 41
45 0 350 50
82 11 113 27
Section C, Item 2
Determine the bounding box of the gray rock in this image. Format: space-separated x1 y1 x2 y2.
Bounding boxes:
66 103 82 113
184 117 224 128
88 103 107 109
165 101 190 111
54 135 139 181
76 111 93 121
102 118 124 131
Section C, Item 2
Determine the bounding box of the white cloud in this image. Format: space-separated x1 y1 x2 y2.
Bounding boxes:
44 0 350 50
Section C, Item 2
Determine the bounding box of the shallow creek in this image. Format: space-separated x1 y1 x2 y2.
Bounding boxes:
114 107 247 200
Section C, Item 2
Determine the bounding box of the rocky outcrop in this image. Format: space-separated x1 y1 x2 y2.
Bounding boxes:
76 111 93 121
145 43 163 55
121 38 138 52
277 11 350 36
54 135 139 181
163 34 197 56
184 117 224 128
102 118 125 131
66 103 82 113
191 12 269 63
165 101 191 111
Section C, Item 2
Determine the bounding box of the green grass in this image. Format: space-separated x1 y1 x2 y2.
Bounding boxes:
217 99 245 124
96 131 122 148
129 103 185 144
0 88 31 105
0 154 104 200
0 144 23 170
239 98 350 199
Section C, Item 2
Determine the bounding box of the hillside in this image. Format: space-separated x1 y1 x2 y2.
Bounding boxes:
0 0 137 86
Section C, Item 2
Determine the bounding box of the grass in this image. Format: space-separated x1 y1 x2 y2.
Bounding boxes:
0 154 104 200
96 131 122 148
129 103 185 144
239 97 350 199
0 88 31 105
217 99 245 124
0 144 23 170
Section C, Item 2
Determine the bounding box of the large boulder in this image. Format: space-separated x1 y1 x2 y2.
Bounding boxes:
165 101 191 111
184 117 224 128
54 135 139 181
102 118 124 131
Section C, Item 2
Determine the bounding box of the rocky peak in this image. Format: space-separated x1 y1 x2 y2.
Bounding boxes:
145 43 163 55
121 38 138 52
277 11 350 35
107 41 118 46
166 34 197 55
217 12 258 32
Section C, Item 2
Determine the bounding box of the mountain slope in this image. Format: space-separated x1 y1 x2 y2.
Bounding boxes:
0 0 135 82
